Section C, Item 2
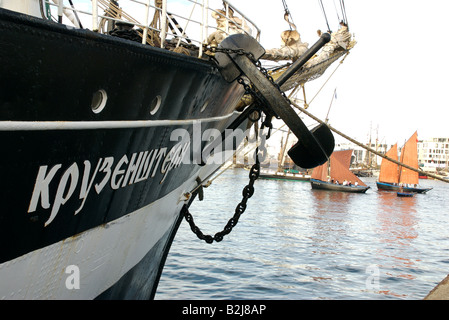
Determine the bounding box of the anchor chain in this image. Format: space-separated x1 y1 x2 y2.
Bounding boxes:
207 45 292 140
182 160 260 243
182 44 290 243
207 45 292 104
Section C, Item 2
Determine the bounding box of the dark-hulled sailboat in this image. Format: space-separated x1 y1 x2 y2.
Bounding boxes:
376 131 432 194
310 149 369 193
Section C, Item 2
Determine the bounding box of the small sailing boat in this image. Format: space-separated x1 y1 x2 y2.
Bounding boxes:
310 149 370 193
376 131 432 194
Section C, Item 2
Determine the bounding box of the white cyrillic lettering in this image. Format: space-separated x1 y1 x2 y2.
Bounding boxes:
133 151 149 183
45 163 79 226
170 128 191 165
160 145 176 184
122 152 144 187
178 141 191 166
111 155 128 189
136 150 155 182
151 147 167 178
28 164 62 213
75 159 102 215
95 157 113 194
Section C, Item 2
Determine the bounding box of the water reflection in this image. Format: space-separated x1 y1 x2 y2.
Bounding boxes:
157 172 449 300
375 191 419 298
307 189 354 292
310 190 352 254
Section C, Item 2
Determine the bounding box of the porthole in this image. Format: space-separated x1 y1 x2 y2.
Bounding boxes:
200 100 209 113
91 89 107 114
150 95 162 115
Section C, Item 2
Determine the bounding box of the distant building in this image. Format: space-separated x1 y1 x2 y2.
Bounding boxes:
331 137 449 170
418 137 449 168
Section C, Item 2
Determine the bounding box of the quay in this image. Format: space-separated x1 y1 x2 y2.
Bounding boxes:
425 275 449 300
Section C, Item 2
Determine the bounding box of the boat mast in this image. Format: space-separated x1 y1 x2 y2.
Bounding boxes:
280 129 292 170
398 138 406 183
324 88 336 179
325 88 336 124
366 123 372 168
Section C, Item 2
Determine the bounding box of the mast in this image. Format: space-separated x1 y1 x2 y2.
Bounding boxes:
280 129 292 170
366 123 372 168
325 88 336 124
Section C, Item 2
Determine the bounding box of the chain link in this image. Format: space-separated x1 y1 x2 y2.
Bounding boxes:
205 45 256 62
204 44 291 104
182 43 289 243
182 161 260 243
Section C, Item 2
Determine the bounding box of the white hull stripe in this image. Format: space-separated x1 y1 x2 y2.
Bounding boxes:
0 173 199 299
0 112 239 131
0 148 230 299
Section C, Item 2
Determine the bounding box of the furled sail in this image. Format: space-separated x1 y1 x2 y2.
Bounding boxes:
266 23 356 92
263 30 309 62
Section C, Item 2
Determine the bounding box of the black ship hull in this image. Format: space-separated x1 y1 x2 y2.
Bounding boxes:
0 8 248 299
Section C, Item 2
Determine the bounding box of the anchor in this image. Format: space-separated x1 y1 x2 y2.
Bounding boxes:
215 33 334 169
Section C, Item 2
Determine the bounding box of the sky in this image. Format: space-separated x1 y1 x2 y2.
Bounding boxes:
232 0 449 147
61 0 449 146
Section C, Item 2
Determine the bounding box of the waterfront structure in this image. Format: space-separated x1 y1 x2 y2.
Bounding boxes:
418 137 449 169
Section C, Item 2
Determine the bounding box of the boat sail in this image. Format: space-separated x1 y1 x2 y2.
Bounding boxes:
310 150 370 193
378 143 399 184
376 131 432 193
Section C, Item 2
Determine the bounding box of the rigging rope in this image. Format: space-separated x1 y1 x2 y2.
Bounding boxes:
340 0 349 29
289 100 449 183
318 0 331 32
282 0 296 30
308 52 349 106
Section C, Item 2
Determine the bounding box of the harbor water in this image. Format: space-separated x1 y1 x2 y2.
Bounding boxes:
155 168 449 300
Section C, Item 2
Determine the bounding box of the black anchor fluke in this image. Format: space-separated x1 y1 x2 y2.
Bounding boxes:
216 33 334 169
287 123 335 169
